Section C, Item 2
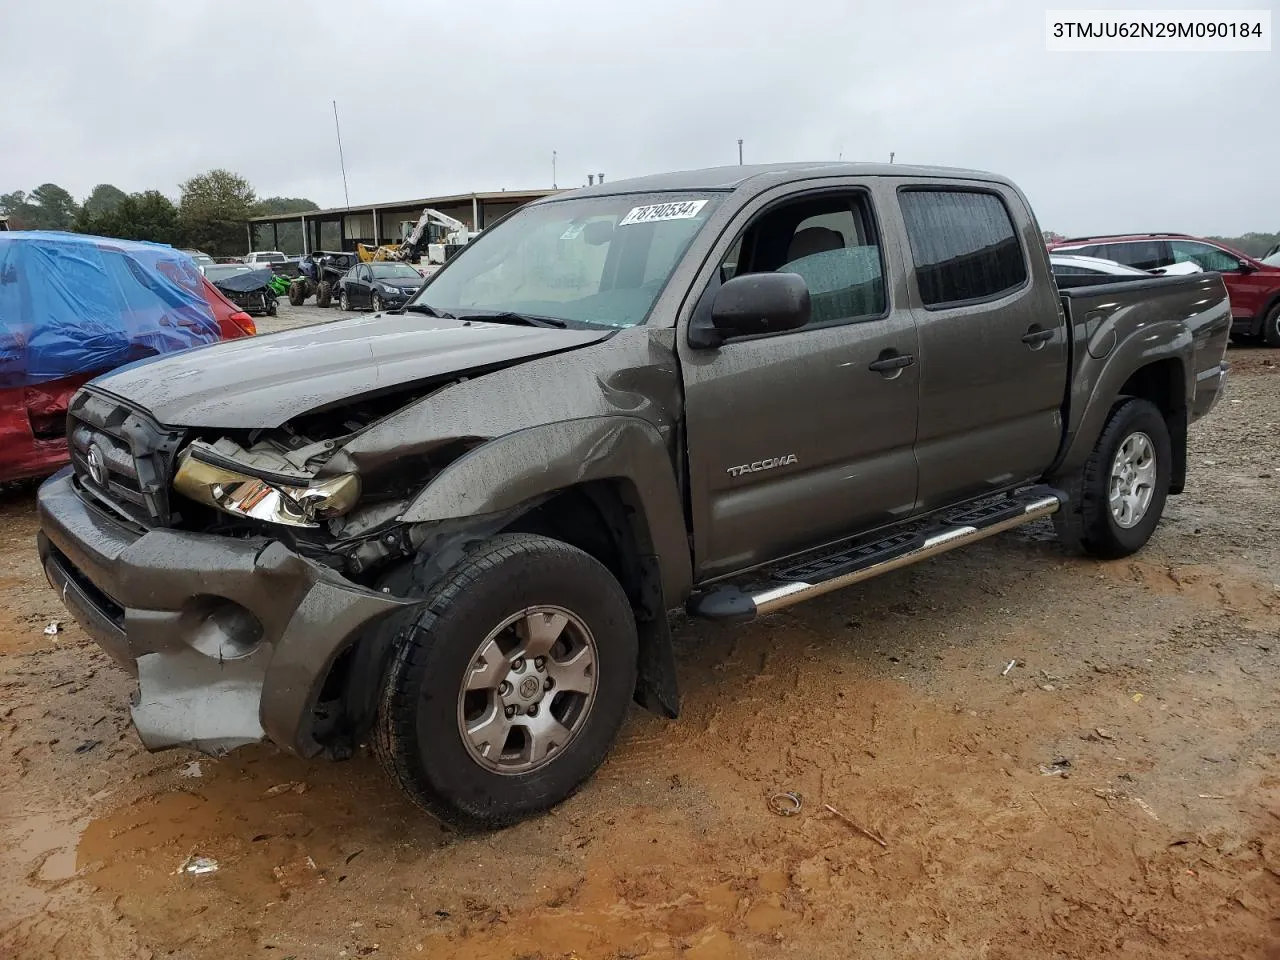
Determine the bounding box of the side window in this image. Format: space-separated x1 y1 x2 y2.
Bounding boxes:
898 189 1027 307
1171 240 1240 272
1103 241 1171 271
722 193 886 327
359 265 371 281
1051 263 1090 276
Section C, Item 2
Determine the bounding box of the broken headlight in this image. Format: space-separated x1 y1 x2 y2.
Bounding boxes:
173 448 360 528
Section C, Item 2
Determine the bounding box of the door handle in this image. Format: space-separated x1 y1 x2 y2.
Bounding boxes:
868 352 916 373
1022 327 1055 346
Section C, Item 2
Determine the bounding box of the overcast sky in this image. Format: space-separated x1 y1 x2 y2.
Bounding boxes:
1 0 1273 236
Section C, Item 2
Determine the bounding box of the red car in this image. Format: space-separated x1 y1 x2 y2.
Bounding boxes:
1049 233 1280 346
0 273 255 484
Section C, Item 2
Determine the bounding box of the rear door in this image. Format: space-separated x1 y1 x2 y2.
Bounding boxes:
889 182 1068 511
679 183 920 581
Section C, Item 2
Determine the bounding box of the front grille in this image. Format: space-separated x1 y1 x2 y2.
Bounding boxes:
67 390 184 527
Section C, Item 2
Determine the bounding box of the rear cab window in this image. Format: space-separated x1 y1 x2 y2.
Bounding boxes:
898 188 1028 307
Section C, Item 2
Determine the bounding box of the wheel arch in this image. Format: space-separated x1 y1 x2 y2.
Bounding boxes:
310 422 689 751
1053 346 1189 494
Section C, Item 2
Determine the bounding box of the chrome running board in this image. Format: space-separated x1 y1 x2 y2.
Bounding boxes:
687 487 1064 621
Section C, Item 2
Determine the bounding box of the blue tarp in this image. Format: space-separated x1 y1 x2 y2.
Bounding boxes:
0 231 220 388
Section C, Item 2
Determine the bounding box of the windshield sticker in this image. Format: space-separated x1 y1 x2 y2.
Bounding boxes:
559 222 586 240
618 199 708 226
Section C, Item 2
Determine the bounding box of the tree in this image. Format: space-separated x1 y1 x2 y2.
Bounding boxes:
27 183 80 230
75 190 183 246
1208 231 1279 258
1042 230 1065 245
254 196 320 216
179 169 256 257
82 183 128 219
0 190 34 229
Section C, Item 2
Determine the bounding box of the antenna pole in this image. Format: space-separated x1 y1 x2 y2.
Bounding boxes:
333 100 351 209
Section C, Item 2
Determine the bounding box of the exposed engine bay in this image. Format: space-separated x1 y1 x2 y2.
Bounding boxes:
170 382 476 585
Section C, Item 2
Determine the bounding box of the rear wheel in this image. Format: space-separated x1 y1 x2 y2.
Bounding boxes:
316 281 332 308
1053 397 1171 559
1263 302 1280 348
374 534 638 829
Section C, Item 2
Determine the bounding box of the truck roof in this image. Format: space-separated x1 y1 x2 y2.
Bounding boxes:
540 162 1014 200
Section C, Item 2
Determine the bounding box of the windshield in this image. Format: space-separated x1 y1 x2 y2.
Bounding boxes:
1263 251 1280 267
369 262 422 279
206 265 253 280
408 192 722 327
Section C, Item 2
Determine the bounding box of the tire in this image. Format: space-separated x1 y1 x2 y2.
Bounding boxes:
374 533 638 829
1053 397 1171 560
266 299 278 317
1262 302 1280 348
316 281 332 308
372 294 385 313
288 280 306 306
339 288 351 311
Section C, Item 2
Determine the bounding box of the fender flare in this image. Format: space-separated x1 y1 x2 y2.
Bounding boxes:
1052 325 1190 480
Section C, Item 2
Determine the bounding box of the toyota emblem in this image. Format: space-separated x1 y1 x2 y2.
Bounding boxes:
86 443 107 486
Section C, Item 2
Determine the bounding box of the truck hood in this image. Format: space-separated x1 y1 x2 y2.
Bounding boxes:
90 313 612 429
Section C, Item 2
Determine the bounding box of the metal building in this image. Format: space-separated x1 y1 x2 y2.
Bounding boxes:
246 189 559 255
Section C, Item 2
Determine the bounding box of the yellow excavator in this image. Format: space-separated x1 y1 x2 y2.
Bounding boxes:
357 208 478 264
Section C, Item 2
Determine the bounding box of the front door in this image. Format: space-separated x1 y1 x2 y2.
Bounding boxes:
679 185 920 581
890 183 1069 511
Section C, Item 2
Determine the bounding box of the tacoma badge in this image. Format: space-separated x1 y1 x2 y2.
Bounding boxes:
726 454 798 478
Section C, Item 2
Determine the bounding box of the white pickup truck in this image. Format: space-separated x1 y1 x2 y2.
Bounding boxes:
244 250 288 267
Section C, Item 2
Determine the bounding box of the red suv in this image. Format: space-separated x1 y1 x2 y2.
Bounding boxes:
1049 233 1280 346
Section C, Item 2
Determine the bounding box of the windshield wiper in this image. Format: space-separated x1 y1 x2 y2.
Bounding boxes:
453 310 567 329
400 303 455 319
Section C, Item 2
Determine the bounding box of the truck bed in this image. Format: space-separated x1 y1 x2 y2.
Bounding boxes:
1058 270 1232 429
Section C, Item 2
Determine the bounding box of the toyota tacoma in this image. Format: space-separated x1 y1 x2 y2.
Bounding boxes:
37 163 1231 828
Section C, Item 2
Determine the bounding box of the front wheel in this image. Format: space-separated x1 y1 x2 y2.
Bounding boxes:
374 534 638 829
339 288 351 311
1053 397 1171 559
316 281 333 308
372 294 385 313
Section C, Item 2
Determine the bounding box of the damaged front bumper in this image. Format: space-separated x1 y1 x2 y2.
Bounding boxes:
36 468 414 757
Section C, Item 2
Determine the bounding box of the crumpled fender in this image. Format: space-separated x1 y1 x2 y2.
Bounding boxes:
402 415 693 604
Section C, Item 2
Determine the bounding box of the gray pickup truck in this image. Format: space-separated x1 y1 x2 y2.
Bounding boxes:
37 163 1230 828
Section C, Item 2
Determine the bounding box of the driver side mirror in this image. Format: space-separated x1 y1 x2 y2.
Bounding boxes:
1236 260 1256 274
710 272 811 338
